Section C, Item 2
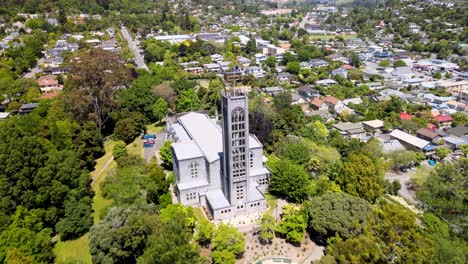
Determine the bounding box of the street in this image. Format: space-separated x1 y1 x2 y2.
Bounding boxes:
120 26 149 71
22 58 44 79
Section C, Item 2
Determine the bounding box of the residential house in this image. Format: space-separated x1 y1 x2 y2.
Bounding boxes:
217 61 231 72
237 56 251 67
152 34 192 44
362 120 384 133
316 79 337 86
447 126 468 138
19 103 39 114
43 67 69 75
244 66 264 78
0 112 10 121
332 122 367 140
211 54 224 62
416 128 440 143
254 53 267 65
277 72 292 82
298 86 320 101
101 39 118 51
223 70 243 81
434 115 453 128
380 139 405 154
86 39 101 47
331 68 348 78
262 87 284 97
343 98 362 106
291 92 307 105
322 95 344 113
203 63 222 73
310 98 328 111
38 75 61 92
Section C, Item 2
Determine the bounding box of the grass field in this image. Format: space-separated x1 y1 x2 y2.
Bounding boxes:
53 234 92 264
146 121 165 134
54 124 162 263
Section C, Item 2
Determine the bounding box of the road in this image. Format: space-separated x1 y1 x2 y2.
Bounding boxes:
384 170 417 204
294 12 310 38
120 26 148 71
23 58 44 79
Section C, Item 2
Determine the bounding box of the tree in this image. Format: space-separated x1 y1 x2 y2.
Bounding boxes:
211 224 245 264
306 193 372 242
152 97 168 124
257 213 275 244
378 59 391 67
286 61 301 74
340 153 383 203
177 88 200 112
137 211 200 264
435 147 451 160
348 52 361 68
268 158 310 202
275 136 310 165
276 205 307 244
113 140 128 160
63 49 132 131
245 34 257 54
459 144 468 157
432 72 442 79
113 112 146 144
264 56 277 68
194 218 215 246
417 158 468 236
387 150 418 170
160 141 173 168
89 207 153 264
55 197 93 240
393 60 407 67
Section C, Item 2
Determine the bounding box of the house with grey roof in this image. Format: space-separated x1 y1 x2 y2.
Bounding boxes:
166 91 269 220
332 122 367 140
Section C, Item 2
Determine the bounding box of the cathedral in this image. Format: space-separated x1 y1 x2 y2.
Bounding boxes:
166 90 270 220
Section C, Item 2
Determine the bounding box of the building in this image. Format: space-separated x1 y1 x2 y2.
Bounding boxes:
416 128 440 143
362 120 384 133
389 129 433 154
167 91 270 220
332 122 367 140
19 103 38 114
38 75 61 92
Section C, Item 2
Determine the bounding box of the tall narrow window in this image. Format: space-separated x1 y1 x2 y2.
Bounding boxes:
189 161 199 179
249 152 254 168
231 108 247 178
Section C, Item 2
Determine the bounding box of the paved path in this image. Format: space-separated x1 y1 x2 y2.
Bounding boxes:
91 156 114 186
300 245 325 264
294 12 310 38
120 26 148 71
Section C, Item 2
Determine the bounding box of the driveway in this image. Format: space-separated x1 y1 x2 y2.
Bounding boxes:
23 58 44 78
384 170 417 204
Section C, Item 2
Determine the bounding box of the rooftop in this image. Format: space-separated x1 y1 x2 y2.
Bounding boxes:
390 129 430 149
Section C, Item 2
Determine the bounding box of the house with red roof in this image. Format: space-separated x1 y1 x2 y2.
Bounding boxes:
39 91 59 100
434 115 453 128
399 112 413 121
310 98 328 111
322 95 344 113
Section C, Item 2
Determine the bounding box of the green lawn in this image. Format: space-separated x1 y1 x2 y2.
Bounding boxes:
53 234 92 264
146 121 164 134
193 207 206 221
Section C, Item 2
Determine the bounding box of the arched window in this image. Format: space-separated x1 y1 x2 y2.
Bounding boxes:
189 161 199 179
232 107 245 123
